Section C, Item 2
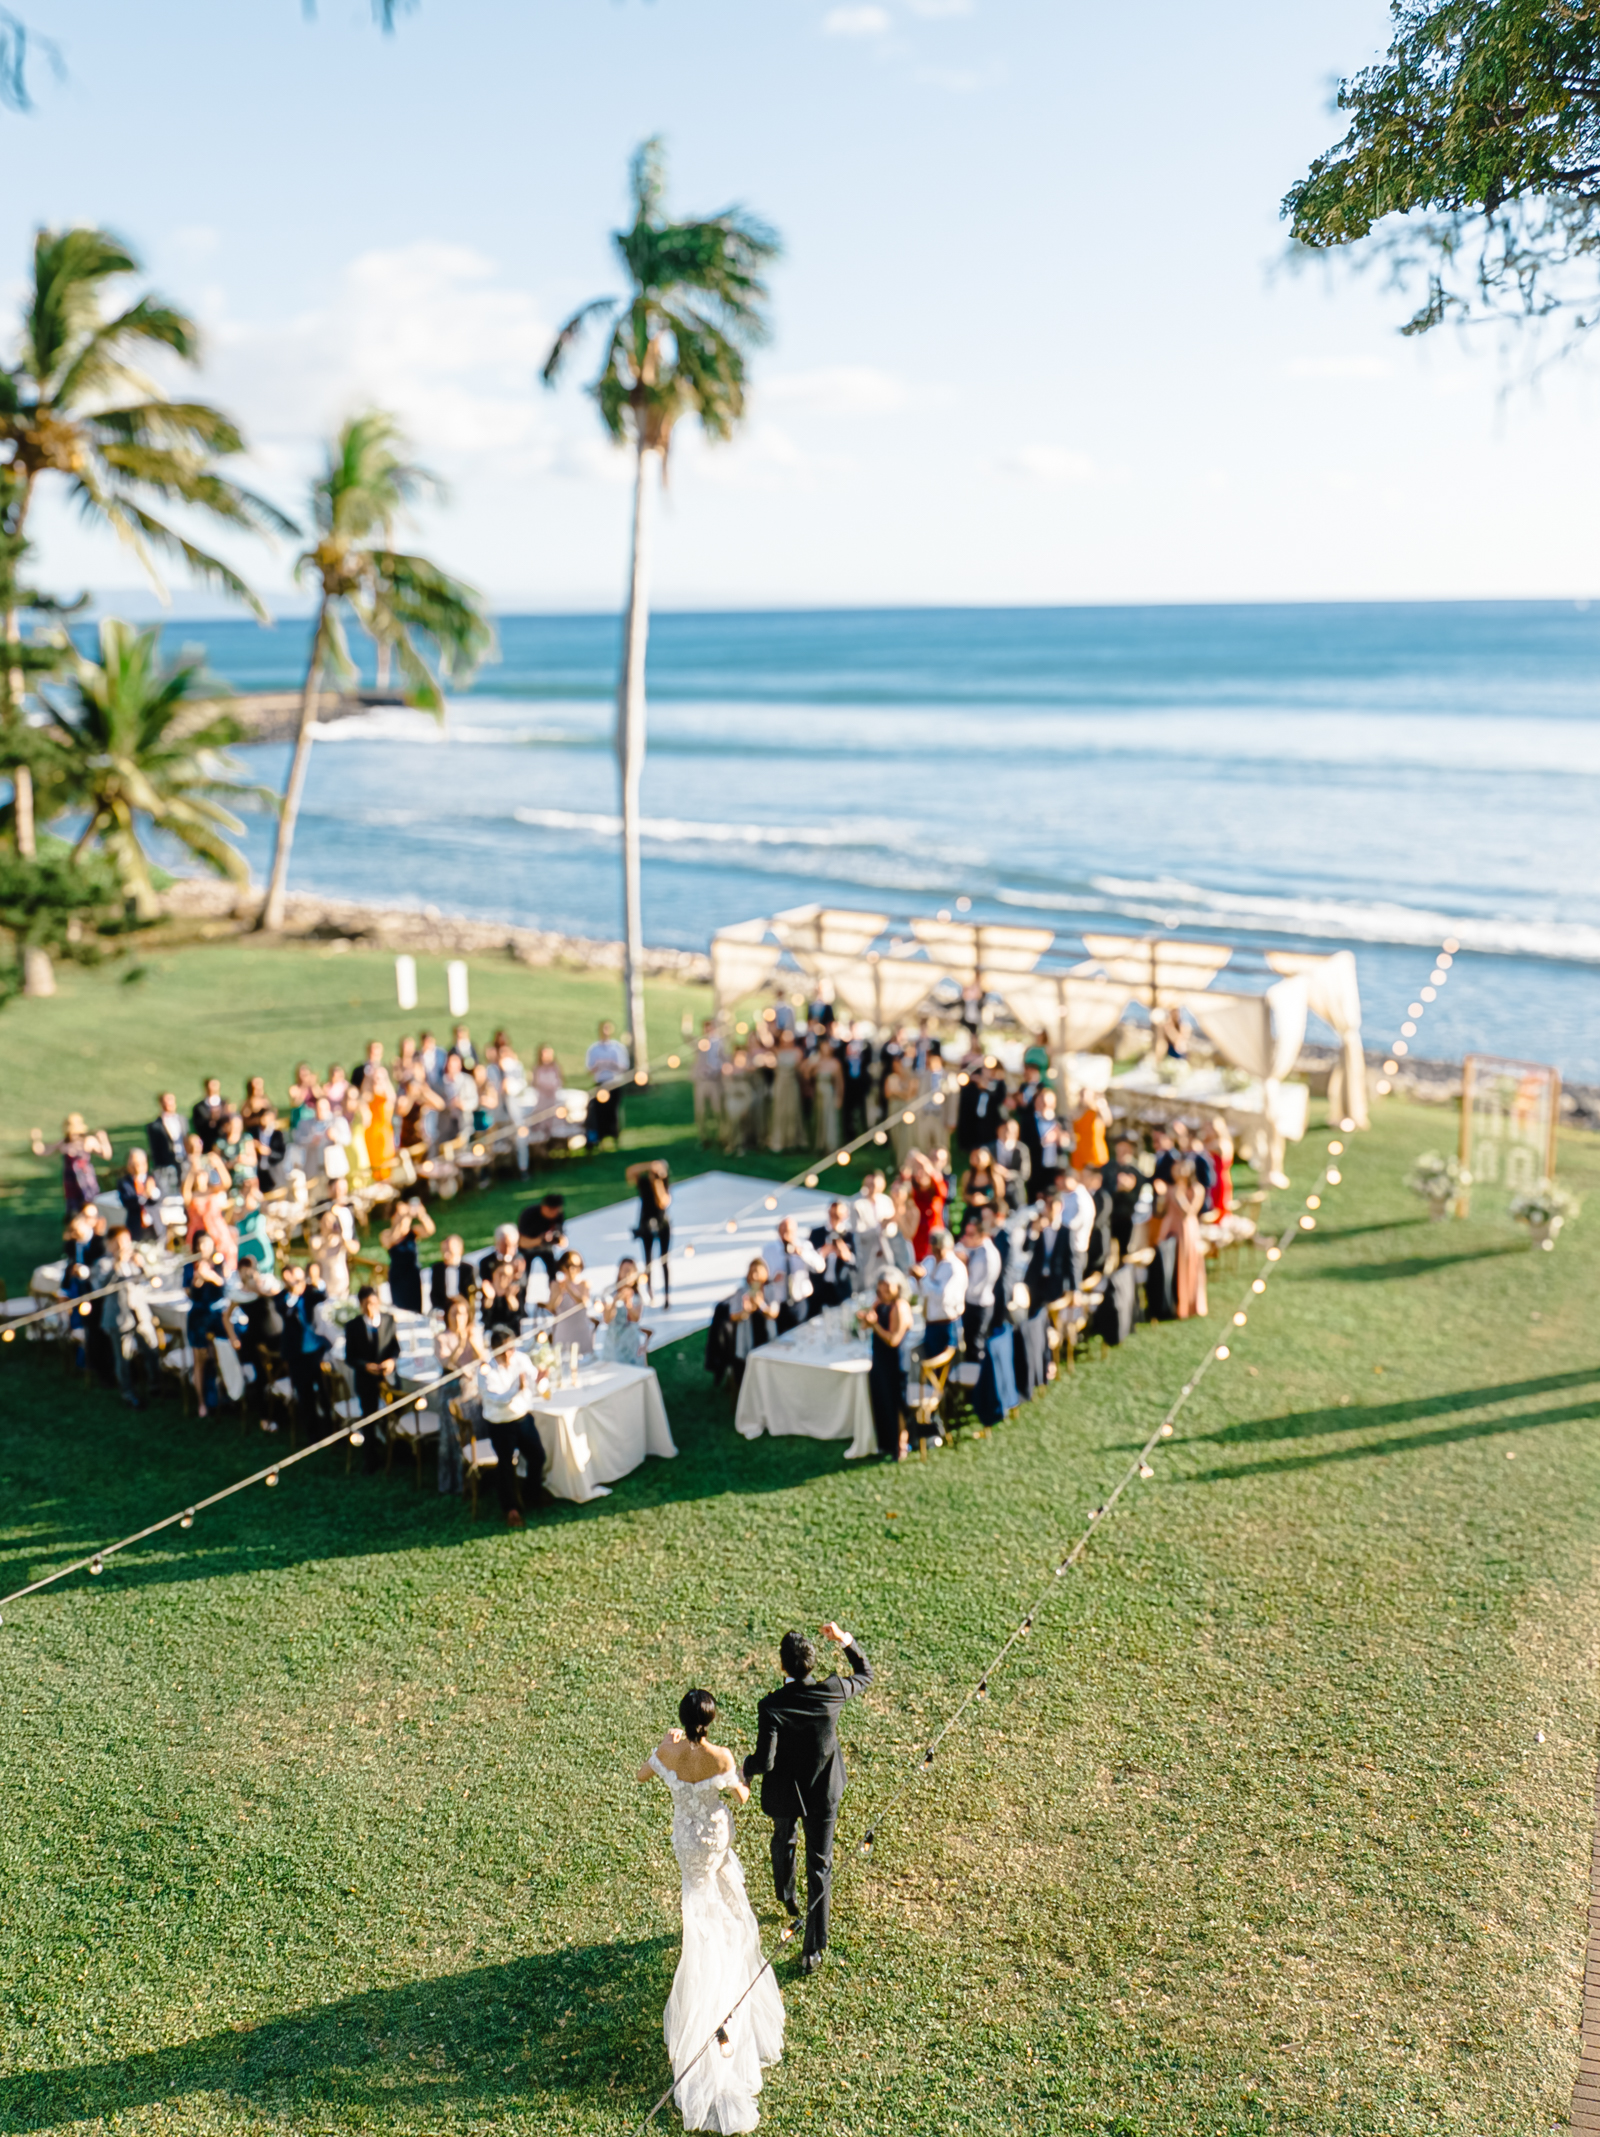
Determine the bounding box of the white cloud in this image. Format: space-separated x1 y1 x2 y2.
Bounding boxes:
1285 355 1392 381
822 5 892 36
763 365 913 414
992 444 1099 485
904 0 974 15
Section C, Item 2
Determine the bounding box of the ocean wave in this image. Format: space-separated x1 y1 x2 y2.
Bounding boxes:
995 877 1600 965
512 805 977 856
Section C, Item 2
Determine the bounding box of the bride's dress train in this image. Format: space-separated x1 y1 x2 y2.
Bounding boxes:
650 1752 784 2133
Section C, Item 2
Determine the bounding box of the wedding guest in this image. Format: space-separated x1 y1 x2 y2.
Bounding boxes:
767 1216 825 1333
600 1258 650 1365
1157 1157 1208 1319
185 1232 230 1417
957 1056 1004 1153
241 1076 271 1133
517 1192 569 1285
327 1176 359 1253
30 1113 113 1218
1072 1088 1112 1175
286 1062 320 1127
117 1148 164 1246
1024 1192 1076 1318
1203 1115 1235 1216
1109 1152 1149 1260
381 1197 435 1314
720 1048 761 1153
214 1112 257 1196
450 1021 477 1070
915 1228 966 1375
993 1118 1031 1211
434 1294 485 1496
810 1037 845 1152
253 1106 288 1191
1154 1005 1188 1062
693 1020 724 1146
1035 1089 1064 1188
190 1077 230 1150
1059 1168 1097 1291
418 1030 445 1089
858 1273 913 1461
883 1054 921 1165
147 1092 187 1188
344 1286 400 1471
233 1263 287 1418
1081 1166 1115 1276
727 1257 780 1386
476 1327 545 1526
903 1148 948 1261
841 1024 874 1141
769 1029 805 1152
324 1063 350 1112
626 1158 673 1306
1162 1121 1214 1199
428 1233 475 1315
91 1227 158 1409
549 1249 595 1356
278 1261 331 1429
482 1260 525 1342
586 1020 630 1147
956 1212 1002 1360
316 1208 351 1301
475 1224 526 1316
958 1145 1005 1228
529 1043 564 1147
183 1134 235 1270
809 1200 857 1306
234 1181 275 1276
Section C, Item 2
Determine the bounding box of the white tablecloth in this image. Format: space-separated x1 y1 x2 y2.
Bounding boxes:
526 1363 676 1503
735 1340 877 1460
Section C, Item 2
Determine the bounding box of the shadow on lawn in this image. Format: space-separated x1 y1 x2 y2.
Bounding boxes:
1198 1367 1600 1448
0 1936 681 2133
1186 1391 1600 1483
1311 1244 1526 1283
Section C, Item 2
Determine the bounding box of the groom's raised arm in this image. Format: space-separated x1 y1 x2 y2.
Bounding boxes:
839 1638 872 1697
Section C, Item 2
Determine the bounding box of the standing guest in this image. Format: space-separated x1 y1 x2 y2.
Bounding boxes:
1023 1029 1053 1082
286 1063 321 1128
1081 1166 1115 1276
326 1176 359 1254
586 1020 631 1147
956 1212 1002 1361
841 1024 874 1142
418 1030 446 1089
1162 1121 1215 1200
883 1054 921 1166
381 1197 435 1314
957 1056 1005 1154
528 1043 565 1147
1024 1192 1076 1318
809 1200 857 1306
810 1037 845 1152
1072 1088 1112 1175
549 1249 596 1356
1059 1169 1097 1292
433 1051 475 1146
233 1181 275 1276
190 1077 230 1150
475 1327 546 1525
857 1273 913 1461
626 1158 673 1306
395 1066 441 1162
183 1134 235 1270
1035 1090 1065 1191
147 1093 187 1189
360 1045 397 1181
915 1227 966 1369
253 1106 288 1191
316 1209 351 1301
1203 1115 1235 1216
91 1227 158 1409
241 1076 271 1133
233 1263 287 1417
481 1260 525 1342
958 1144 1005 1228
475 1223 526 1311
767 1216 825 1333
959 977 985 1046
214 1112 257 1196
768 1028 805 1152
1154 1005 1188 1062
30 1114 113 1219
117 1148 164 1246
693 1020 725 1146
904 1148 948 1262
1008 1068 1045 1184
278 1261 331 1430
184 1233 230 1417
450 1021 477 1070
517 1193 569 1285
428 1233 475 1315
433 1294 485 1497
1157 1157 1208 1319
1109 1150 1150 1260
727 1257 780 1386
324 1063 350 1112
600 1258 651 1365
344 1286 400 1471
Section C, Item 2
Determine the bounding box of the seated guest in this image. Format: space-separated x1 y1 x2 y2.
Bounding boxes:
766 1215 826 1333
809 1199 857 1306
118 1148 164 1246
476 1327 546 1526
956 1212 1002 1361
914 1227 966 1372
344 1286 400 1471
147 1092 187 1188
428 1233 476 1315
993 1118 1030 1211
185 1233 230 1417
548 1250 595 1356
91 1226 159 1409
481 1260 525 1343
380 1197 435 1315
191 1076 230 1151
434 1293 486 1496
517 1192 569 1283
475 1224 526 1315
727 1257 780 1387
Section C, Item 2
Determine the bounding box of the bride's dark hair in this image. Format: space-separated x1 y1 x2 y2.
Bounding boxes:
679 1688 717 1742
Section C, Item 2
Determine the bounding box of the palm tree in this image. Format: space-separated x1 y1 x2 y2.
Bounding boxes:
49 618 271 919
543 139 779 1061
0 224 291 990
257 411 494 931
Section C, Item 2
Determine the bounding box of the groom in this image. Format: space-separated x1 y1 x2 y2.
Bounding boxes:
744 1620 873 1974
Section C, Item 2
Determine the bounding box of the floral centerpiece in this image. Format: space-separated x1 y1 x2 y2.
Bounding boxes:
1405 1151 1469 1218
1508 1179 1580 1250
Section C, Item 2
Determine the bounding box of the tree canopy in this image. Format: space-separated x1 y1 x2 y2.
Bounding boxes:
1284 1 1600 337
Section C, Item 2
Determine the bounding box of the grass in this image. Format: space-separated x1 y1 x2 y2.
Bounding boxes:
2 942 1599 2134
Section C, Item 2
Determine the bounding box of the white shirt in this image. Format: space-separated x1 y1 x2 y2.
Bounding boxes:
1061 1183 1095 1265
918 1255 967 1324
587 1038 631 1079
437 1261 464 1298
852 1191 895 1234
767 1236 825 1303
329 1204 358 1249
696 1036 724 1080
958 1237 1001 1309
479 1348 539 1423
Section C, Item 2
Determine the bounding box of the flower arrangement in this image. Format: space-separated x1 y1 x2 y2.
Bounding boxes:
1508 1180 1580 1229
1405 1151 1469 1203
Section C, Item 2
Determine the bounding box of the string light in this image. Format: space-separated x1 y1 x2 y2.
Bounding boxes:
1305 1194 1321 1209
836 1152 850 1166
1251 1278 1266 1294
1328 1139 1344 1155
715 2027 733 2059
667 1055 681 1069
1266 1247 1282 1261
265 1470 279 1488
89 1556 103 1576
179 1510 194 1529
803 1175 819 1189
874 1131 888 1145
1215 1344 1230 1360
1232 1311 1247 1326
1299 1215 1316 1230
765 1197 778 1210
1 1330 11 1344
902 1112 916 1125
1138 1462 1154 1479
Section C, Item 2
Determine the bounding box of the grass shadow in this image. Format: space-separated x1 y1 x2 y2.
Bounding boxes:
1311 1245 1526 1283
1196 1368 1600 1449
1185 1395 1600 1483
0 1937 678 2133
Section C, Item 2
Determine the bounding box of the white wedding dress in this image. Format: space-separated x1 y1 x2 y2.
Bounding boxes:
650 1752 785 2133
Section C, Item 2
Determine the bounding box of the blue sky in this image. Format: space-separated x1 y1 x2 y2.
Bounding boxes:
3 0 1597 610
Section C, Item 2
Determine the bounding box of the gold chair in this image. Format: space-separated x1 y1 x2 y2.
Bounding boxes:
448 1397 500 1517
911 1346 955 1449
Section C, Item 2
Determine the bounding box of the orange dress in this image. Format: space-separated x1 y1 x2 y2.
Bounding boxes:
364 1090 395 1182
1072 1106 1109 1172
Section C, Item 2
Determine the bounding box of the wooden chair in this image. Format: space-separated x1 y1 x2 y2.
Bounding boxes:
321 1359 367 1470
449 1397 499 1517
157 1332 196 1415
911 1346 955 1448
386 1400 440 1484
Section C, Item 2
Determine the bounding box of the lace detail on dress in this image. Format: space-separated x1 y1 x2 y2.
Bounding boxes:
650 1752 784 2132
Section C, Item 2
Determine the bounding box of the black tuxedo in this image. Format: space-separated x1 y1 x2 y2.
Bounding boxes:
1024 1222 1077 1316
147 1115 185 1177
345 1311 399 1472
1086 1186 1115 1276
808 1223 856 1306
190 1095 229 1151
744 1640 872 1959
429 1261 476 1314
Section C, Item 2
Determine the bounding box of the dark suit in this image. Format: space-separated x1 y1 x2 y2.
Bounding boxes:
475 1251 526 1323
344 1311 399 1471
1024 1223 1077 1317
744 1640 873 1959
809 1224 857 1307
190 1096 229 1151
429 1261 476 1315
146 1116 185 1178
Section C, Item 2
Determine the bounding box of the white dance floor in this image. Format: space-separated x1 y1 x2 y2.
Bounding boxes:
554 1169 842 1347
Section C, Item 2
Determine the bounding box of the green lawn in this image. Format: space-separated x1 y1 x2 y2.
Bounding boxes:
2 946 1598 2136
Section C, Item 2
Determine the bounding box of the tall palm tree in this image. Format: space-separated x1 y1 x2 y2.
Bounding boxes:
0 225 291 990
543 139 779 1061
49 618 271 919
257 412 494 931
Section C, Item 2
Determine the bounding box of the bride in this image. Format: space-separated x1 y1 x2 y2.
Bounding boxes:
638 1690 785 2132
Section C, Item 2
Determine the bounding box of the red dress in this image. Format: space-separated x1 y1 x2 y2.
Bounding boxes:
911 1177 947 1260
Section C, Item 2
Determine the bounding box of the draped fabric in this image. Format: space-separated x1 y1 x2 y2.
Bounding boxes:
1266 947 1368 1127
710 921 784 1010
870 958 944 1024
998 974 1133 1053
783 948 879 1019
910 918 1054 975
1188 976 1307 1083
1079 935 1233 1007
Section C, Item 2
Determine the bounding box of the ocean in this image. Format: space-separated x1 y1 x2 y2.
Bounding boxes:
145 602 1600 1080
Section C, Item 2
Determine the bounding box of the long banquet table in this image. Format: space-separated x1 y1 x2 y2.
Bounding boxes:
734 1329 879 1461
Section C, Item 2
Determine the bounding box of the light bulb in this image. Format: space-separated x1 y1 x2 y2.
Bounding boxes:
736 1022 748 1034
1375 1078 1392 1095
804 1175 819 1189
765 1197 778 1210
1408 1003 1424 1018
922 1747 935 1765
180 1509 194 1530
1384 1060 1399 1075
1325 1167 1341 1185
902 1111 916 1126
1339 1117 1356 1133
1266 1247 1281 1262
634 1071 648 1086
937 909 950 922
716 2027 733 2059
1442 937 1459 954
1159 1422 1173 1438
726 1222 738 1235
1139 1462 1154 1480
1232 1311 1247 1326
858 1830 875 1856
90 1556 103 1576
349 1428 365 1446
976 1679 988 1699
554 1107 567 1121
957 1073 969 1087
1 1329 11 1343
779 1919 797 1942
1252 1278 1266 1294
1420 987 1436 1003
79 1301 91 1317
1392 1040 1408 1057
1215 1344 1230 1360
1020 1616 1033 1634
698 1038 710 1053
265 1469 279 1487
1305 1194 1321 1210
667 1055 680 1069
1327 1139 1344 1155
874 1131 888 1145
1300 1215 1316 1230
472 1145 484 1158
956 896 970 910
683 1245 695 1260
1429 970 1447 986
1400 1022 1417 1038
836 1151 850 1166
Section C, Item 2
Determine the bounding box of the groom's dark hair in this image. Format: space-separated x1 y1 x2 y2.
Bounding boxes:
779 1630 815 1681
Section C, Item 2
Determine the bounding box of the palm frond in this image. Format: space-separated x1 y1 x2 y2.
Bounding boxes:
25 226 140 383
115 502 270 621
53 296 202 409
542 297 619 386
92 401 247 455
97 447 297 540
